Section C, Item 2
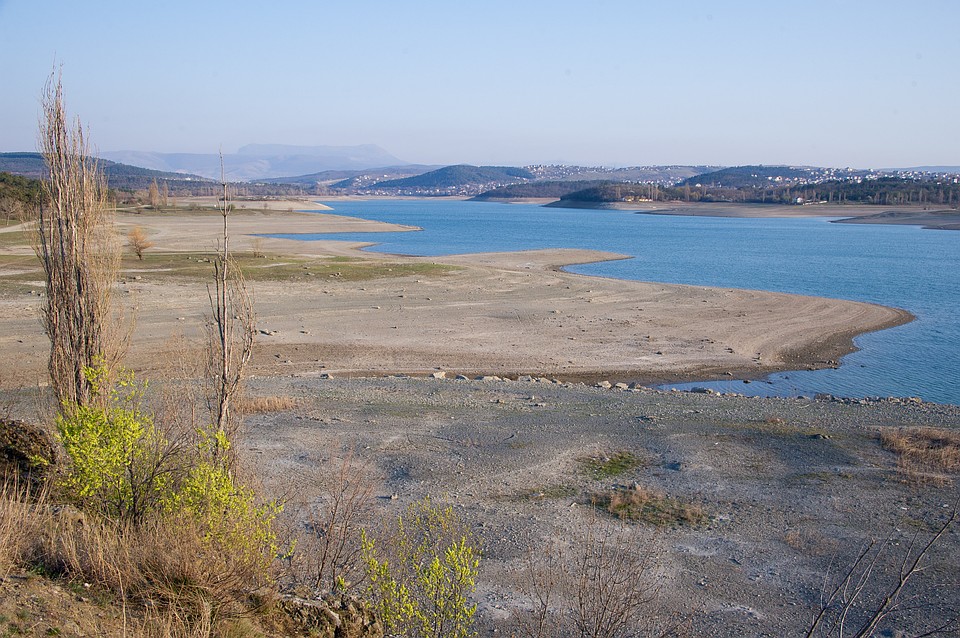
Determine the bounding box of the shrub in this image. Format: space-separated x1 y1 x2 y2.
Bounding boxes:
56 365 175 523
161 428 282 583
361 498 479 638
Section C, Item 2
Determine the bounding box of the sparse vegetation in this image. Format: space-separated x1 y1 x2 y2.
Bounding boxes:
361 498 480 638
592 485 705 527
579 451 643 480
880 426 960 484
513 483 577 502
236 395 300 415
515 518 683 638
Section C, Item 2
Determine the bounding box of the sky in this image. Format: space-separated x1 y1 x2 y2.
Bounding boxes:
1 0 958 169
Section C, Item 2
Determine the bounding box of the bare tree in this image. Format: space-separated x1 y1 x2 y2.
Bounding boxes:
127 226 153 261
147 179 160 208
806 497 960 638
515 518 684 638
205 155 254 464
36 70 121 408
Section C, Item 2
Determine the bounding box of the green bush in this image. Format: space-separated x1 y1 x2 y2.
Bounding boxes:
56 364 281 581
361 499 479 638
162 428 282 579
56 365 171 523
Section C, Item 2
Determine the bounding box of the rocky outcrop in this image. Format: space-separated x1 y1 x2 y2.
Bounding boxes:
276 593 383 638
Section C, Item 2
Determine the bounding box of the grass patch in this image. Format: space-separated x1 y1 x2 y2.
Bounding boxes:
237 395 300 414
512 484 577 502
880 426 960 485
0 228 32 250
117 252 458 284
783 528 839 556
592 486 705 527
579 451 643 480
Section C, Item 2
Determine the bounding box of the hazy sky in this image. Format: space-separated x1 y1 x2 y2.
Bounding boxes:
1 0 958 168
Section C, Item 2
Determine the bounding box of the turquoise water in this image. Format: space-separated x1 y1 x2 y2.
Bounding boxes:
268 199 960 404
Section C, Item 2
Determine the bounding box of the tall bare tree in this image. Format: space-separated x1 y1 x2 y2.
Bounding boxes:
36 70 120 408
205 156 254 465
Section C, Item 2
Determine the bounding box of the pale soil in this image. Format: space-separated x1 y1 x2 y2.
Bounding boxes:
0 205 910 387
240 375 960 637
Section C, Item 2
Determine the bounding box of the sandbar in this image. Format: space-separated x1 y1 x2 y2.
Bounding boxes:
0 206 911 388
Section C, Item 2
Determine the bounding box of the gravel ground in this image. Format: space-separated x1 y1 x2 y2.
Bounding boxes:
241 374 960 636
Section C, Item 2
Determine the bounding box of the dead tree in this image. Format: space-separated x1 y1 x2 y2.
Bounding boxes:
205 155 254 465
36 70 120 408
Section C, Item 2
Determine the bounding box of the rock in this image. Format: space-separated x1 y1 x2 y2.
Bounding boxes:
431 371 447 379
455 375 469 381
596 381 612 389
614 382 630 390
0 419 57 488
276 594 384 637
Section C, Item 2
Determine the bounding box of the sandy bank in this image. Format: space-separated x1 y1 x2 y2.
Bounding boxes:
0 208 911 388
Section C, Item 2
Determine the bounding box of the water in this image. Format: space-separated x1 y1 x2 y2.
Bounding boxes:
267 199 960 404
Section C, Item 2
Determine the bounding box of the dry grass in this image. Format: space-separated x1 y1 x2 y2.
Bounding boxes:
237 395 300 415
880 427 960 484
0 480 277 636
593 485 706 527
0 481 49 575
783 528 839 557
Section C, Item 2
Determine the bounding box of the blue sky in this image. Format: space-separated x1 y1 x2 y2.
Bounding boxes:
1 0 958 168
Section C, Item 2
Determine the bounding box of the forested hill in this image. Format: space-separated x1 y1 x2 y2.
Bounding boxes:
355 165 534 190
0 153 213 190
677 165 850 189
557 176 960 207
472 180 614 200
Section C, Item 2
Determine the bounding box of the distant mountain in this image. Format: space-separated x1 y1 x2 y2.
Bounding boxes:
260 165 438 187
361 165 533 190
101 144 408 181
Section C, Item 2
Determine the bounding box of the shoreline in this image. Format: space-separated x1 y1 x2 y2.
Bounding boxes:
0 204 919 399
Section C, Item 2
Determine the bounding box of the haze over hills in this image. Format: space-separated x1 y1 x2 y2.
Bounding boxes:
100 144 408 181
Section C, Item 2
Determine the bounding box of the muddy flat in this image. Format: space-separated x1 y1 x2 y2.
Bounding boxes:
242 374 960 636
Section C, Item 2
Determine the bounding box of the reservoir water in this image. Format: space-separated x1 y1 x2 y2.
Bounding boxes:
269 199 960 405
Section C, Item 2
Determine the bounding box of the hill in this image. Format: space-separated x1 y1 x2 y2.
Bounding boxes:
259 165 438 187
677 165 844 188
0 153 214 192
472 180 614 200
101 144 408 181
358 165 533 191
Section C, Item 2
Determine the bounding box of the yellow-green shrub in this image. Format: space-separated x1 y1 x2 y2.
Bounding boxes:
361 499 479 638
56 365 172 523
162 429 282 580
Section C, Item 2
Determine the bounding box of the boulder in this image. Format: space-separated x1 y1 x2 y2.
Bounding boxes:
0 418 57 488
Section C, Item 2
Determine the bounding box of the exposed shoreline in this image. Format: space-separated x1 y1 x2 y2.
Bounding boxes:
0 202 914 394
